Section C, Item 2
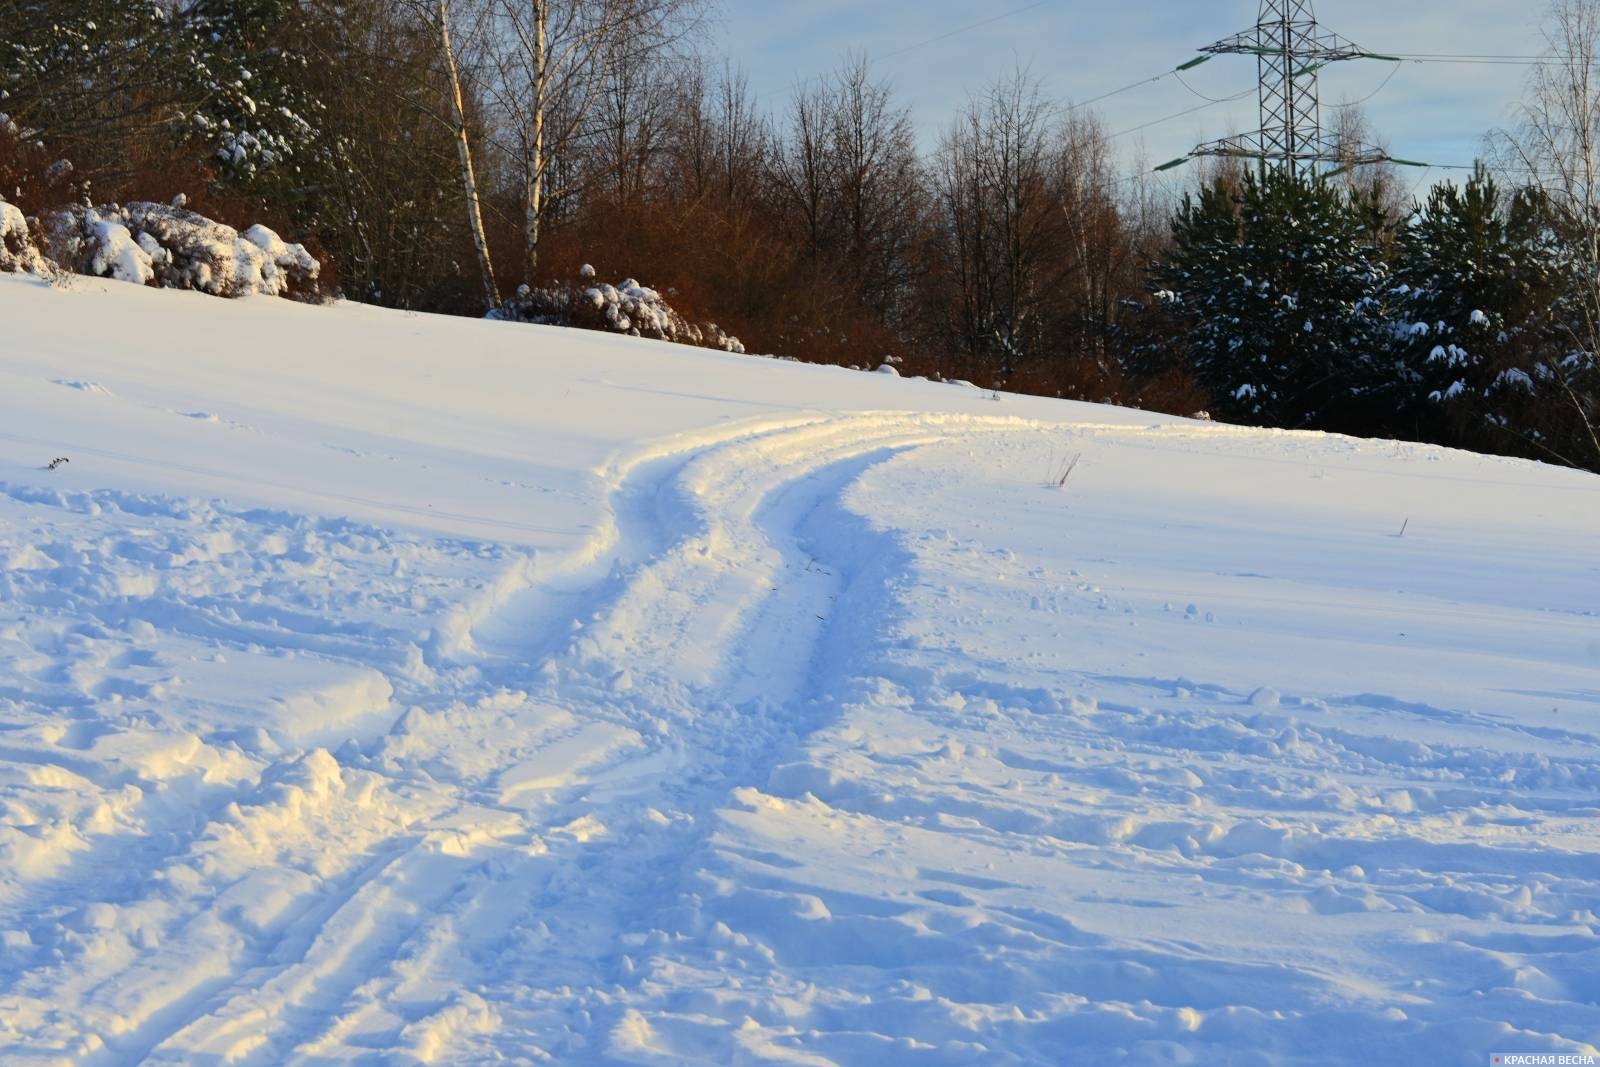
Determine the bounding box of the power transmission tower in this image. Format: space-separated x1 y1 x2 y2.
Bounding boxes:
1183 0 1393 181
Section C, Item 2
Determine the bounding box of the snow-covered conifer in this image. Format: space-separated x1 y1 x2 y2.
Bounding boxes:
1395 169 1597 466
1156 169 1394 432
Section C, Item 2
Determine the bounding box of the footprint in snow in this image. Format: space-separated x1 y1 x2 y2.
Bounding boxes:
173 410 253 431
51 379 113 396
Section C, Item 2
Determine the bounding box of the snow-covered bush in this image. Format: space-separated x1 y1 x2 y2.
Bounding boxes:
43 202 321 299
0 197 48 275
579 279 744 353
495 269 744 355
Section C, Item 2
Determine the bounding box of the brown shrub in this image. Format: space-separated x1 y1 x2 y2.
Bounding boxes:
1127 365 1213 419
0 121 84 217
536 193 914 370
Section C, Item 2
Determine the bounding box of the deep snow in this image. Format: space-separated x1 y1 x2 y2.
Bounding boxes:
0 273 1598 1066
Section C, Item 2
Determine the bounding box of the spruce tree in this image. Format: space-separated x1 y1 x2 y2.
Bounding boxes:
0 1 172 175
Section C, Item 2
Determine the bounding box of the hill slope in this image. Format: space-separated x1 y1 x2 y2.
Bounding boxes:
1 275 1598 1065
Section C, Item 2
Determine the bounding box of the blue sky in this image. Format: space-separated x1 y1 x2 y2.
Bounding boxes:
714 1 1545 187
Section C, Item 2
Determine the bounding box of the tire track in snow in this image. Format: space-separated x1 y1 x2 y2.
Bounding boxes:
444 415 994 1058
113 412 1024 1063
434 414 1025 1059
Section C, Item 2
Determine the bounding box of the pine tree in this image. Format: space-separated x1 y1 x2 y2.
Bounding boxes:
1155 169 1395 432
1396 171 1598 469
1396 173 1538 424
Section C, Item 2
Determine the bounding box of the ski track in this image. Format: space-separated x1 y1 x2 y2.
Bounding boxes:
0 410 1597 1064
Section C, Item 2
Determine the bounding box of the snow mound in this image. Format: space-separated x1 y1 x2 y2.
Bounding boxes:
44 202 320 299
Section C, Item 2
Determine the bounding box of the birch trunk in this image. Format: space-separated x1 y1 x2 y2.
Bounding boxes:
524 0 547 284
437 0 500 311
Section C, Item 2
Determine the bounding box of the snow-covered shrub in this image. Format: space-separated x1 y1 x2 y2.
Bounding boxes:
490 283 571 327
0 197 48 275
580 278 745 353
495 268 744 355
44 202 321 299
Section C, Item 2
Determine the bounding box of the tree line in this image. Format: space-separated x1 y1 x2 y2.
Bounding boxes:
2 0 1596 472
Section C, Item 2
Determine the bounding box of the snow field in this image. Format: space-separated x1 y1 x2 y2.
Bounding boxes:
666 427 1600 1063
0 275 1597 1064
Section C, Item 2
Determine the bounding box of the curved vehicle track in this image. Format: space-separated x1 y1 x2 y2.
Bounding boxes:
0 412 1020 1064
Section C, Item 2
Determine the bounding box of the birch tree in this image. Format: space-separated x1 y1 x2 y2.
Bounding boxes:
405 0 500 309
484 0 705 284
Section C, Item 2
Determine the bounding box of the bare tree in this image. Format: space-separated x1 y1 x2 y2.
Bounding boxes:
1055 112 1131 371
593 46 672 207
1329 102 1404 222
1492 0 1600 466
656 58 768 211
932 70 1064 377
710 63 768 210
483 0 705 284
773 80 834 257
771 55 921 325
827 54 922 316
662 58 715 204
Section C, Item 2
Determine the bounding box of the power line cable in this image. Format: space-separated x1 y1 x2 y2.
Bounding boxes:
1392 52 1600 60
1112 88 1256 141
1328 63 1403 109
1392 55 1570 66
1394 52 1553 58
875 0 1052 64
1068 67 1184 111
1174 69 1248 104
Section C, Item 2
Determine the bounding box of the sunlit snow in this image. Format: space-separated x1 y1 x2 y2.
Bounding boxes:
0 275 1597 1064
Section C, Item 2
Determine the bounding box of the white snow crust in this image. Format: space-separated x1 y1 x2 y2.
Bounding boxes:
0 274 1597 1065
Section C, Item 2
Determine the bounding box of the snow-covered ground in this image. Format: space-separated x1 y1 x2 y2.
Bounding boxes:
1 273 1598 1066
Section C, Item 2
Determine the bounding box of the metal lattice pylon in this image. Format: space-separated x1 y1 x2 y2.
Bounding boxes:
1187 0 1390 180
